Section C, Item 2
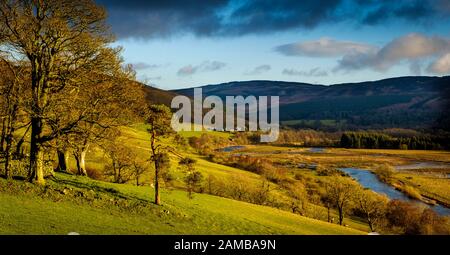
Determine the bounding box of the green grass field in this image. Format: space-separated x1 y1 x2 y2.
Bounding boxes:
5 122 448 235
0 173 364 235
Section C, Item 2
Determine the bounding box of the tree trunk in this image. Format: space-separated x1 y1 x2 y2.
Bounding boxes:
113 162 118 183
154 159 160 205
0 118 6 152
80 148 88 176
117 166 121 183
56 150 70 172
15 138 24 158
367 213 374 232
4 132 13 179
327 203 331 223
29 149 45 185
75 155 80 174
4 155 10 179
75 149 88 176
15 124 30 158
338 206 344 225
368 221 374 232
28 117 45 185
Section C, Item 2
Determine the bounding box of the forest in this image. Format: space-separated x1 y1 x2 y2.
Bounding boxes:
340 131 450 150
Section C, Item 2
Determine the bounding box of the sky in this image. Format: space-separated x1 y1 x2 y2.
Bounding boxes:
96 0 450 90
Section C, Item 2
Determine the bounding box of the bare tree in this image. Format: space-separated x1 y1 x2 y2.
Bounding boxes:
64 71 146 176
356 188 388 232
287 182 308 215
0 0 122 184
104 139 135 183
325 176 357 225
132 157 148 186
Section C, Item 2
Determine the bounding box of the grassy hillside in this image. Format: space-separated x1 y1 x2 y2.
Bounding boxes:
60 125 371 232
0 173 364 235
0 124 371 234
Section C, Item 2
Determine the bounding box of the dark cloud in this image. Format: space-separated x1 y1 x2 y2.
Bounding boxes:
95 0 450 39
96 0 226 38
225 0 342 35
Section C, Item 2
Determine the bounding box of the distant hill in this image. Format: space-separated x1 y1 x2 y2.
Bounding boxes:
129 81 179 106
173 76 450 130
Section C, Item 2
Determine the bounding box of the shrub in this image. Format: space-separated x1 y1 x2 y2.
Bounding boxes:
385 200 450 235
188 133 230 155
85 168 103 180
401 185 422 200
375 164 395 182
185 170 203 199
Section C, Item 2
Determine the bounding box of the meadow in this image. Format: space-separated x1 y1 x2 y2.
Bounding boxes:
0 173 363 235
1 123 449 234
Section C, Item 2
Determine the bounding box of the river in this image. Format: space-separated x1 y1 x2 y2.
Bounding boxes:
218 146 450 215
339 167 450 216
220 145 246 152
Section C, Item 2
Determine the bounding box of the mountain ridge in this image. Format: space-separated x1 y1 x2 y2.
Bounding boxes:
171 76 450 129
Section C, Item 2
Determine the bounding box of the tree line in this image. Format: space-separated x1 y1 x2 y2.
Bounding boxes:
340 131 450 150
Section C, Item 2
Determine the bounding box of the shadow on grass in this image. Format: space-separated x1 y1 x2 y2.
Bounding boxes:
0 174 27 181
53 173 151 203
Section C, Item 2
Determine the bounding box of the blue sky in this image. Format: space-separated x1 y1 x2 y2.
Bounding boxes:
100 0 450 89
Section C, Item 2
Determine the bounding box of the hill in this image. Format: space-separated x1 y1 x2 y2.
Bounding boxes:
127 81 179 106
0 173 364 235
173 76 450 130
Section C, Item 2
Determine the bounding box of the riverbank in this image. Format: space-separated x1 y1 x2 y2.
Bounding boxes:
339 167 450 216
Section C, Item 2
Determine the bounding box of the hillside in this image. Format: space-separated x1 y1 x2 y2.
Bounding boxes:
122 80 178 106
0 173 364 235
142 83 179 106
173 76 450 129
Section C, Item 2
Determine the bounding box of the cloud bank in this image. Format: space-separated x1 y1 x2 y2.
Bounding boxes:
275 38 377 58
336 33 450 73
96 0 450 39
276 33 450 75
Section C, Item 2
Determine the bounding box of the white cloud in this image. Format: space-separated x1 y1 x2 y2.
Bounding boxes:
278 33 450 75
427 53 450 74
177 61 226 76
275 37 378 57
371 33 450 70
